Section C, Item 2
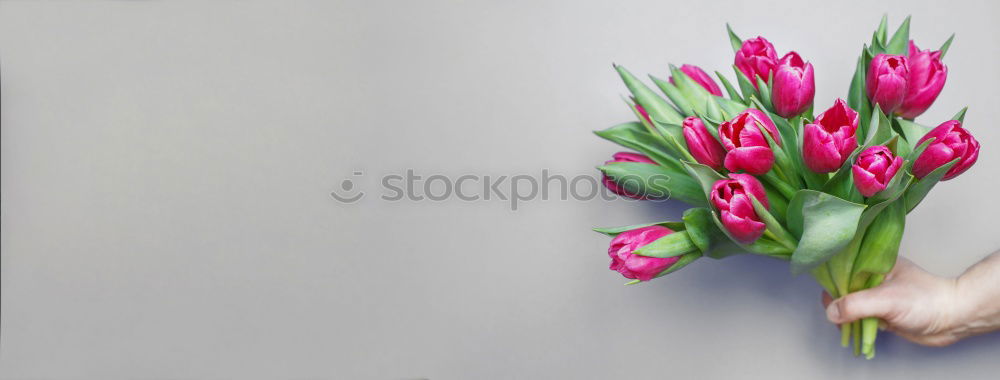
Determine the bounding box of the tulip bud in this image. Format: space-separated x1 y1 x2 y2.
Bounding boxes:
682 117 726 170
771 52 815 118
670 64 723 96
802 99 859 173
734 36 778 87
710 174 769 244
608 226 680 281
866 54 909 114
718 109 781 175
897 41 947 119
601 152 658 199
912 120 980 180
852 146 904 197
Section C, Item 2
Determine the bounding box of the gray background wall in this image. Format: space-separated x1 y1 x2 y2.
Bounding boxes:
2 1 998 379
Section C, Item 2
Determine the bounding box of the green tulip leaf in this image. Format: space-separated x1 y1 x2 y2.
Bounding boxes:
785 190 807 239
615 64 684 125
715 71 744 103
752 102 800 156
649 120 696 163
904 158 959 212
895 118 931 152
864 106 892 147
868 31 886 56
756 75 774 112
623 95 682 154
651 252 702 279
885 15 911 55
600 162 707 206
594 122 681 170
715 97 749 119
939 33 955 60
593 221 686 236
708 210 793 259
650 75 695 116
848 52 873 136
634 230 699 258
749 194 797 250
681 161 726 200
733 65 759 102
788 190 868 274
682 207 745 259
702 98 724 136
726 23 742 53
876 14 889 46
669 64 712 115
952 106 967 123
854 200 906 276
760 180 789 223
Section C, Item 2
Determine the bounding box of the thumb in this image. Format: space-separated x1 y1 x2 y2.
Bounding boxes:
825 288 896 324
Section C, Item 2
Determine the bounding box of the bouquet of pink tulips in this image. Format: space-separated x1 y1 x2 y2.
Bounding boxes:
595 16 979 359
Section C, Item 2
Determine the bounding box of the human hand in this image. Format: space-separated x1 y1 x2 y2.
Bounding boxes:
822 257 964 347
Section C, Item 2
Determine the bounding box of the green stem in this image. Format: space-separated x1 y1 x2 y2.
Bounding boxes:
862 318 878 359
762 171 797 200
852 322 861 356
861 273 886 359
810 264 838 297
762 228 797 253
841 323 851 348
827 233 865 298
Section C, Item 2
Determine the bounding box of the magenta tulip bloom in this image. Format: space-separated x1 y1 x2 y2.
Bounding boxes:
671 64 723 96
866 54 909 114
718 109 781 175
601 152 658 199
608 226 679 281
898 41 948 119
735 37 778 87
912 120 980 181
710 174 769 244
802 99 859 173
682 117 726 170
771 52 815 118
852 146 904 197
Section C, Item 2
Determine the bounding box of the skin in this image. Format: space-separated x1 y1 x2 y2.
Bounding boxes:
823 252 1000 347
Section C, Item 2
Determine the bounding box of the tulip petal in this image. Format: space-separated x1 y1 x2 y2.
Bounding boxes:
912 142 955 179
724 146 774 175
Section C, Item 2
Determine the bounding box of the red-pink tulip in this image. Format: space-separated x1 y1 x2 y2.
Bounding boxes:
866 54 909 114
682 117 726 170
802 99 859 173
608 226 679 281
734 37 778 88
912 120 980 181
718 109 781 175
898 41 947 119
710 174 769 244
670 64 723 96
852 146 904 197
771 52 815 118
601 152 658 199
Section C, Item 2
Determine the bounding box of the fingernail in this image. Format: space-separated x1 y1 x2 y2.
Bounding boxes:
826 301 841 322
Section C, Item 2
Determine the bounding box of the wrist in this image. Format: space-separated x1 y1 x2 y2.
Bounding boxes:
949 271 1000 339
